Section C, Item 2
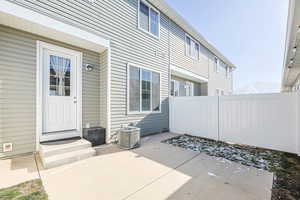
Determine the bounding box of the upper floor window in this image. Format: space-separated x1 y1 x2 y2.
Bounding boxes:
226 66 231 78
216 89 225 96
186 36 191 56
219 60 227 74
128 64 161 113
194 43 200 59
185 35 200 60
139 0 160 38
214 57 219 73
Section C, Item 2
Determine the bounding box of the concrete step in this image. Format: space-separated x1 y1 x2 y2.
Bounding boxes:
40 139 91 157
42 148 96 169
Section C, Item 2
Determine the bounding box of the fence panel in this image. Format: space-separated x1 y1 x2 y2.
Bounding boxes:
169 96 219 140
219 93 298 154
169 93 300 155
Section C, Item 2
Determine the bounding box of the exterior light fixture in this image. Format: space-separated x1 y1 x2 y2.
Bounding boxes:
292 46 297 53
85 64 94 71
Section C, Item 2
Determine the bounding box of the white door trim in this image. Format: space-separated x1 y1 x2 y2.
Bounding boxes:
36 41 83 143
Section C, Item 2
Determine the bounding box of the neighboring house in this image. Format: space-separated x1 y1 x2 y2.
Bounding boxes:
282 0 300 92
0 0 235 158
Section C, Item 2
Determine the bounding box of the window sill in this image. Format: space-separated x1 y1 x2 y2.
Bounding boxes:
127 111 161 115
138 27 160 40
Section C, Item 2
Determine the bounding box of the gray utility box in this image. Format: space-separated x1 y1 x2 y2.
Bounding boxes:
118 126 141 149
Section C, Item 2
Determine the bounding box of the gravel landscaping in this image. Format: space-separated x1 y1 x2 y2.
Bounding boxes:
162 135 300 200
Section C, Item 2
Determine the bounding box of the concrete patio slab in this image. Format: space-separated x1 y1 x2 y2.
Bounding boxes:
0 154 40 188
33 133 273 200
126 152 273 200
36 133 199 200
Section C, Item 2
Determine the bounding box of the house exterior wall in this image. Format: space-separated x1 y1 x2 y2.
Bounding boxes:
4 0 170 138
168 20 233 96
1 0 234 156
206 49 233 96
0 25 104 157
169 21 209 78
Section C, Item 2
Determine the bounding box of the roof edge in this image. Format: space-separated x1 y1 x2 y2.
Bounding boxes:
148 0 236 68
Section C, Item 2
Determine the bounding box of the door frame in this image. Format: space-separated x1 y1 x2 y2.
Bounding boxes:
36 41 83 143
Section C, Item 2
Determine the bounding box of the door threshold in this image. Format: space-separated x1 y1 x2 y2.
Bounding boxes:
40 136 82 144
40 130 81 143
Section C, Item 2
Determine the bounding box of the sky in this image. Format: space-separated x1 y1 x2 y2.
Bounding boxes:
165 0 289 91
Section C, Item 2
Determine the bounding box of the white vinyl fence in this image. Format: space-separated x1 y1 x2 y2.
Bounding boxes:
169 93 300 155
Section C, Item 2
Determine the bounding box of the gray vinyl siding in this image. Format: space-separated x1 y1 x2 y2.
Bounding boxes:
2 0 232 157
0 25 102 157
169 20 209 78
6 0 170 136
82 52 101 128
0 27 36 156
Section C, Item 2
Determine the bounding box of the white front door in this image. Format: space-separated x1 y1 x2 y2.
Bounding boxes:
40 43 82 142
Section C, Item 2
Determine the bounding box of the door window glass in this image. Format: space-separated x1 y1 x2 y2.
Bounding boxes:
49 55 71 96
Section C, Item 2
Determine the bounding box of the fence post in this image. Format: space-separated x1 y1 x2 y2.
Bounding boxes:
169 97 173 133
297 93 300 156
217 96 220 141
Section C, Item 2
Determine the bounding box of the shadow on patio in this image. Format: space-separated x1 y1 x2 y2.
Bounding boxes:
37 132 272 200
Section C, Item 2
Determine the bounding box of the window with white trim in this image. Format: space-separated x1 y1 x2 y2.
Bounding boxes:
128 64 161 113
194 43 200 59
185 35 200 60
226 66 231 78
171 80 179 96
214 57 219 73
139 0 160 37
185 81 194 96
171 79 200 97
216 89 225 96
219 60 227 74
